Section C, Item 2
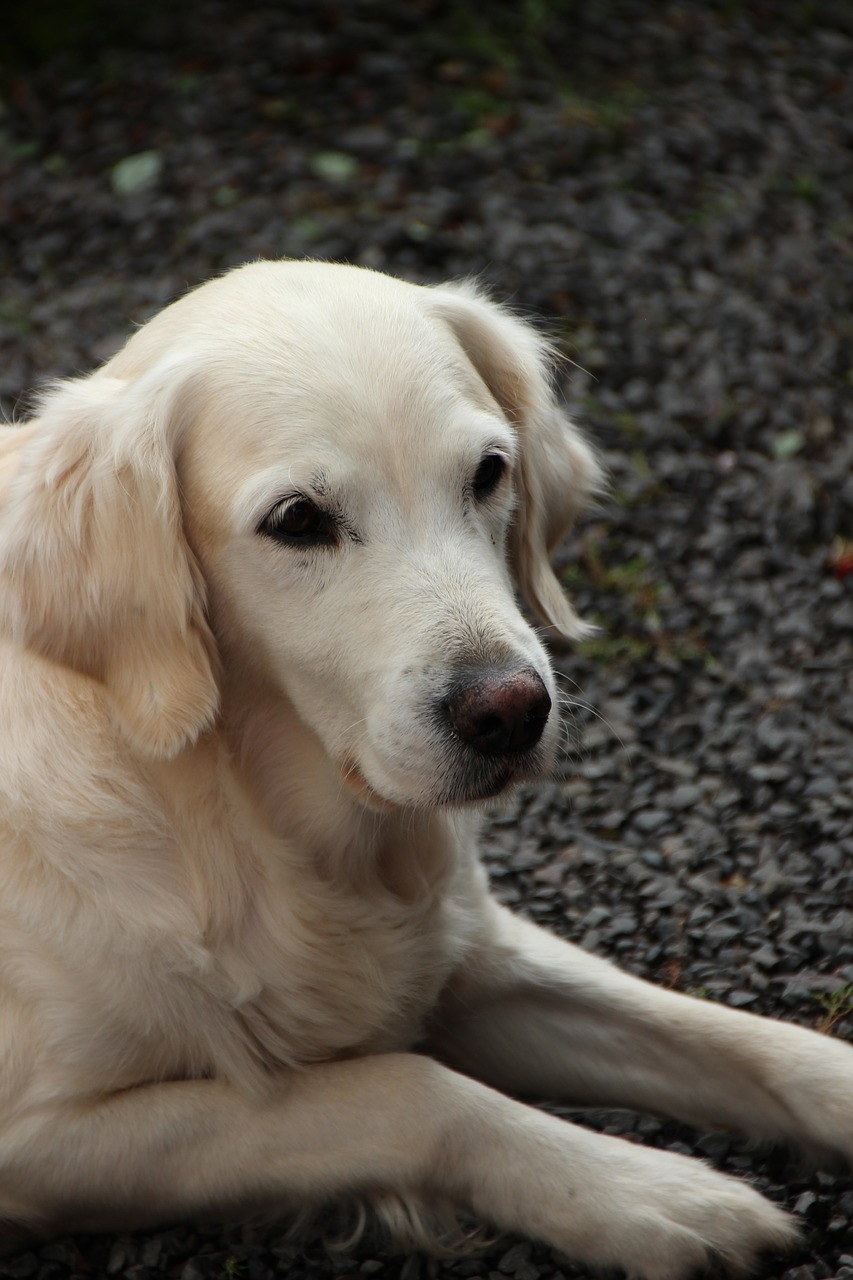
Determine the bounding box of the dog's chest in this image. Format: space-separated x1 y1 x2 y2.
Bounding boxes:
206 858 480 1072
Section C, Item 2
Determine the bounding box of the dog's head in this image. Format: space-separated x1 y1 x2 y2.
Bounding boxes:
0 262 600 808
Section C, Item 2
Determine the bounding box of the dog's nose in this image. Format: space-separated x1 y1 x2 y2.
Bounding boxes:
445 668 551 756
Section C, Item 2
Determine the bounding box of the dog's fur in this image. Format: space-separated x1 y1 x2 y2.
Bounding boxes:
0 261 850 1278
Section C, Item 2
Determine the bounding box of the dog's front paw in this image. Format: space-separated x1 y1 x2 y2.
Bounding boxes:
537 1139 800 1280
617 1170 798 1280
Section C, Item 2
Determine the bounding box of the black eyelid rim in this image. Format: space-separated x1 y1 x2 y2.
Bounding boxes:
256 492 304 533
257 494 367 547
472 449 511 498
257 494 337 543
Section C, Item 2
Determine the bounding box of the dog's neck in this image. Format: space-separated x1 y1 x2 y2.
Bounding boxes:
211 680 461 904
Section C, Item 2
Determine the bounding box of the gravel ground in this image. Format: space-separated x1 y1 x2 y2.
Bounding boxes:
1 2 852 1278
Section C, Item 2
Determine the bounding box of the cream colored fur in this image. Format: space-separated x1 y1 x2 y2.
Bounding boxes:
0 261 850 1277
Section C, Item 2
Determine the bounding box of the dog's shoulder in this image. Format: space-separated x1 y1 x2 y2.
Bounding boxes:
0 649 491 1093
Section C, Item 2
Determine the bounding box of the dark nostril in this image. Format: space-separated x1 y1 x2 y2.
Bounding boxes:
445 667 551 756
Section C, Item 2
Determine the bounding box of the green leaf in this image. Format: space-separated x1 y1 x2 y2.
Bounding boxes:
772 429 805 459
110 150 162 195
308 151 358 183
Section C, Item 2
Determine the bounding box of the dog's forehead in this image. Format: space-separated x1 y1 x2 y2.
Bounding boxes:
198 276 502 418
177 276 515 535
212 380 513 532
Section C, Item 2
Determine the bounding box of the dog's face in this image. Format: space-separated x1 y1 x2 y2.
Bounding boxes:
0 262 600 810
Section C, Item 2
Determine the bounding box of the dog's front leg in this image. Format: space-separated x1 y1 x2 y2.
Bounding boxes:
431 900 853 1166
1 1051 794 1277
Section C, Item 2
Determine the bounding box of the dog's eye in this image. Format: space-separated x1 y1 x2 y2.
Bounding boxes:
472 453 507 500
258 498 336 546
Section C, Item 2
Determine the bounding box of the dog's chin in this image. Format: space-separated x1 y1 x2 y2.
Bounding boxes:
340 754 537 813
438 767 518 808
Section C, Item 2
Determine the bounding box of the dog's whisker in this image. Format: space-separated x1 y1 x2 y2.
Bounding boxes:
555 681 633 761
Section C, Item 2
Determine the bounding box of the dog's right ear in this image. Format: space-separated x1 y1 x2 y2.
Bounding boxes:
0 366 219 759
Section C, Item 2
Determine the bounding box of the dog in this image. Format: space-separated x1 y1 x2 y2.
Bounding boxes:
0 260 850 1278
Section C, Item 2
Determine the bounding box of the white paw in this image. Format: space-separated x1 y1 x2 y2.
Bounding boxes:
620 1171 798 1279
547 1141 799 1280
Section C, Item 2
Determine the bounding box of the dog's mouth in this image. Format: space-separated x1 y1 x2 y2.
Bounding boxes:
433 760 525 808
340 753 529 812
340 758 399 812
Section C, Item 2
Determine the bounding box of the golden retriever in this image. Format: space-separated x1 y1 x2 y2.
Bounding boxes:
0 260 850 1277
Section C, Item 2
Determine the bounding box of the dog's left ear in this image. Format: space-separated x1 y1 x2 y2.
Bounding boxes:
430 282 603 641
0 364 219 759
